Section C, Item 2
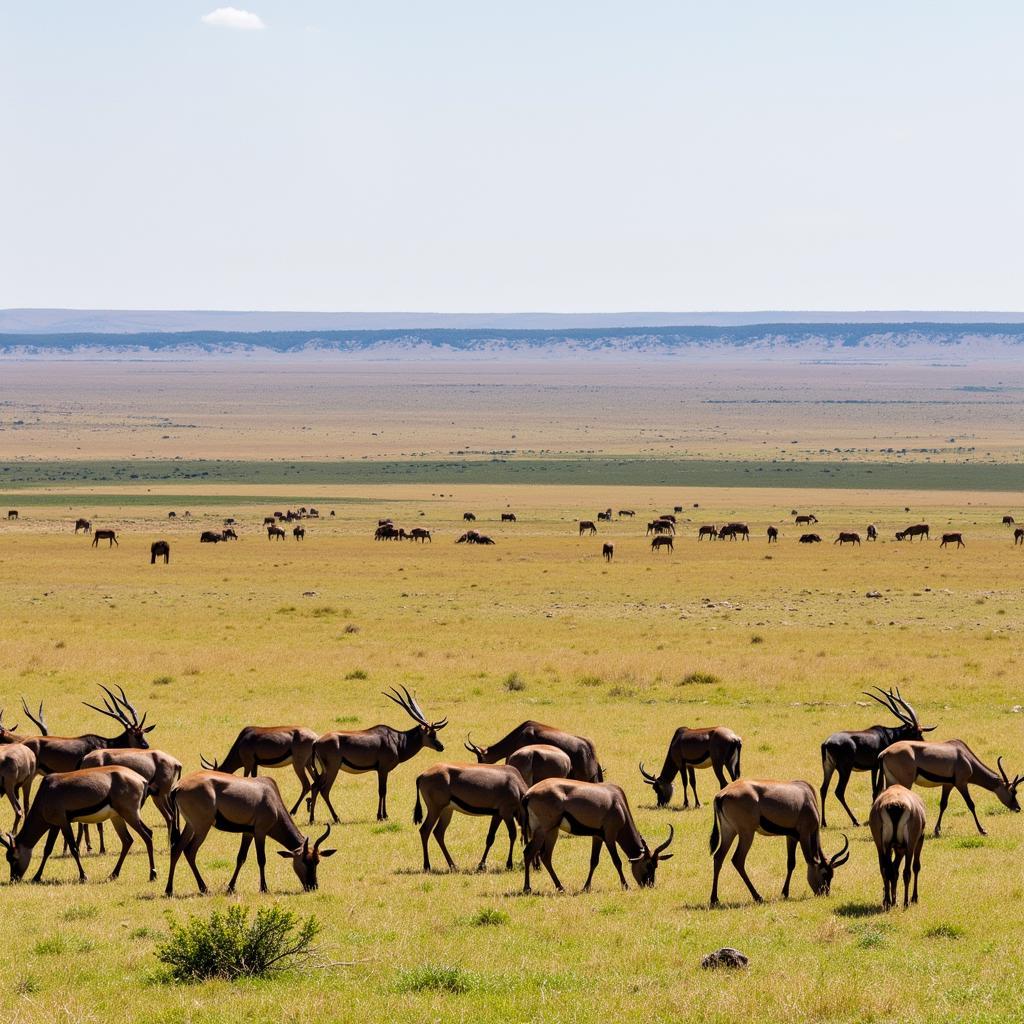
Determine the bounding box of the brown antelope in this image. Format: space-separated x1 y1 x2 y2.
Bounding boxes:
651 535 673 552
92 529 118 547
308 687 447 823
413 763 527 872
202 725 319 815
869 784 925 909
0 766 155 883
579 521 598 536
879 740 1021 836
767 526 778 543
835 532 861 546
166 771 336 895
150 540 170 563
709 779 849 905
504 744 572 787
74 518 92 534
1015 528 1024 545
267 525 286 540
698 525 718 541
465 721 602 782
639 726 742 809
602 542 614 562
940 533 965 548
0 698 47 746
521 778 674 893
0 743 36 829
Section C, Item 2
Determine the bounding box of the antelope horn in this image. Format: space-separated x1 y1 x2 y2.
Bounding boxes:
830 833 851 867
464 735 484 756
639 761 657 785
654 824 675 857
314 825 331 851
383 687 426 726
200 754 219 771
400 685 429 724
20 697 47 735
83 698 129 724
98 685 132 722
998 756 1009 785
112 684 142 725
0 832 13 851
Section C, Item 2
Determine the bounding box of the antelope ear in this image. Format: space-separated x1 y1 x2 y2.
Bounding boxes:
319 849 338 857
920 725 937 732
278 849 300 859
144 725 156 733
657 853 674 861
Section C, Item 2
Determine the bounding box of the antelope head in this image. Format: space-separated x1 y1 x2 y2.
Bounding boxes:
995 757 1022 813
83 685 154 747
865 686 935 739
0 709 18 742
384 686 447 751
628 825 674 887
464 735 487 762
807 834 850 895
277 826 337 890
0 831 30 881
639 761 672 807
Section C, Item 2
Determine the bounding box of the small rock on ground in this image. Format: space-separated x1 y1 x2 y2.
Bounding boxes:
701 947 749 970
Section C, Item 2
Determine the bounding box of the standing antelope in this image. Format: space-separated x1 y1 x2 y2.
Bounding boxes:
465 721 602 782
504 744 572 787
869 785 925 909
639 726 742 809
413 762 527 872
166 770 336 895
820 688 934 826
709 779 849 905
0 743 36 829
0 766 155 883
0 697 48 746
521 778 674 893
880 740 1021 836
309 687 447 823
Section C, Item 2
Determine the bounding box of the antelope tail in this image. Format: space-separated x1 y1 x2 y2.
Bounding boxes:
709 795 723 855
413 784 423 825
732 741 742 780
521 795 532 844
169 790 181 846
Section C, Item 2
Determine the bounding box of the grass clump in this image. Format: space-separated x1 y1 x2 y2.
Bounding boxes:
345 668 368 680
155 906 321 982
679 671 721 687
397 963 474 994
923 923 966 940
577 674 605 688
152 674 174 686
469 907 509 927
503 671 526 692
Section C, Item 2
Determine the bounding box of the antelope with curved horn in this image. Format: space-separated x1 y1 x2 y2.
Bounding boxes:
0 697 48 746
166 770 336 895
465 722 602 783
308 686 447 823
0 765 155 883
709 779 849 905
879 740 1021 836
639 726 742 809
820 687 934 827
869 784 926 909
412 762 528 872
521 778 674 893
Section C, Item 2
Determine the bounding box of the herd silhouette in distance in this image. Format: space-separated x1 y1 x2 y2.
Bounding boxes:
0 682 1020 911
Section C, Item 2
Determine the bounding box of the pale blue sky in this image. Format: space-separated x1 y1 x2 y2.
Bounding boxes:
2 2 1022 311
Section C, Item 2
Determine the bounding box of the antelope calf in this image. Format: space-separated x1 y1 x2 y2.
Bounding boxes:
880 739 1021 836
504 744 572 787
0 743 36 829
709 779 849 905
521 778 673 893
640 725 742 809
869 785 925 909
1 766 155 883
413 763 527 872
166 771 336 895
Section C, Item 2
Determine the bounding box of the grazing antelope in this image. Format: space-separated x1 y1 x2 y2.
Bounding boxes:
709 779 849 905
723 522 750 540
835 532 861 546
293 525 305 540
579 520 598 536
504 744 572 787
940 532 964 548
74 518 92 534
7 509 18 520
92 529 118 547
267 525 286 540
0 743 35 829
795 514 818 525
618 509 635 518
0 766 155 883
1004 515 1016 525
521 778 674 893
867 524 878 540
409 527 432 542
309 687 447 823
767 526 778 543
263 516 275 526
166 771 335 895
203 725 319 815
602 542 614 562
651 535 673 552
880 740 1021 836
1016 528 1024 545
799 533 822 543
221 528 238 540
413 763 527 872
698 525 718 541
869 784 925 909
501 513 517 522
474 534 496 545
463 512 476 522
820 687 934 827
200 530 222 543
639 726 742 809
465 721 602 782
150 540 170 564
0 698 47 746
901 523 930 541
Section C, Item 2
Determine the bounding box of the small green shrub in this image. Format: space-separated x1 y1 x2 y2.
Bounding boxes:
397 963 474 994
923 923 965 940
679 671 720 687
343 623 360 634
152 675 174 686
469 907 509 927
345 669 368 680
577 674 605 688
750 634 765 645
503 672 526 692
61 903 98 921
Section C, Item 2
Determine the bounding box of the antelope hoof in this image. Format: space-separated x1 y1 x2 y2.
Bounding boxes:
753 895 764 904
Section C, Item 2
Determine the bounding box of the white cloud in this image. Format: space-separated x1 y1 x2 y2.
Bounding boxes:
201 7 266 31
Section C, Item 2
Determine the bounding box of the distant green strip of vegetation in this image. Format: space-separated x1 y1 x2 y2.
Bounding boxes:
0 458 1022 491
0 493 388 508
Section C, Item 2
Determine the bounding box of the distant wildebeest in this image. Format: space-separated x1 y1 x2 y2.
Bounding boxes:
767 526 778 543
308 507 320 518
651 536 673 552
618 509 635 518
901 523 930 541
698 525 717 541
795 514 818 525
474 534 496 545
640 726 742 809
1015 527 1024 545
597 511 612 522
673 506 683 513
870 785 925 910
330 510 336 517
1003 515 1015 526
267 526 286 540
659 514 677 524
263 517 275 527
463 512 476 522
168 511 176 519
799 533 822 544
200 531 222 543
649 520 674 536
602 543 614 562
834 532 860 546
293 526 305 540
223 518 236 526
92 529 118 547
375 524 400 540
221 528 237 540
579 520 598 536
721 522 749 541
940 532 964 548
409 528 431 542
150 541 170 564
456 530 479 544
6 510 17 520
867 524 878 541
74 518 91 534
894 530 907 541
501 513 517 522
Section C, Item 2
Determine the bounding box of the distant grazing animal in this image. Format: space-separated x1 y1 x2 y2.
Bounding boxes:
200 531 222 544
579 521 598 536
1003 515 1015 526
659 514 677 524
375 524 400 540
409 528 432 542
6 510 17 520
378 519 393 527
168 512 176 519
150 540 170 564
263 517 276 527
267 526 286 541
901 523 930 541
501 513 517 522
834 532 861 546
522 779 674 893
223 517 236 525
91 529 117 547
221 528 237 540
640 726 742 809
330 510 336 517
293 526 305 540
618 509 635 518
505 744 573 787
940 532 964 548
698 525 718 541
74 518 91 534
650 521 673 536
474 534 495 545
867 524 878 541
795 514 818 525
709 779 849 905
790 509 799 516
597 511 612 522
1016 528 1024 545
455 530 479 544
820 688 934 827
869 785 925 910
799 533 822 544
767 526 778 543
463 512 476 522
673 506 683 513
880 740 1021 836
183 511 191 518
602 543 614 562
465 722 602 783
651 536 673 552
722 522 750 541
894 531 907 541
308 508 320 518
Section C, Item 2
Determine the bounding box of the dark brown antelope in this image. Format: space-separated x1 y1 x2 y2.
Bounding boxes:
579 521 598 536
835 532 861 546
869 784 925 909
721 522 750 541
504 744 572 786
413 762 527 872
651 535 673 552
203 725 319 815
820 687 934 827
940 533 964 548
77 748 182 840
465 721 602 782
293 525 305 540
0 766 155 883
867 524 878 540
166 771 336 895
309 687 447 823
150 540 170 563
767 526 778 543
463 512 476 522
709 779 849 905
409 528 432 542
795 514 818 525
639 726 742 809
1016 528 1024 545
92 529 118 547
698 525 718 541
521 778 674 893
1003 515 1016 525
799 533 822 543
880 740 1021 836
200 530 222 543
74 518 92 534
501 513 517 522
0 743 35 829
267 525 286 540
648 520 674 535
901 523 930 541
7 509 18 520
602 542 614 562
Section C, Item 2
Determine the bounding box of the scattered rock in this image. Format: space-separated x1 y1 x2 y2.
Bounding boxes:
865 590 882 599
302 591 320 598
701 947 749 970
